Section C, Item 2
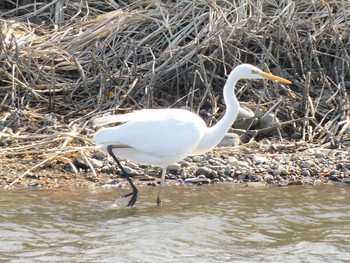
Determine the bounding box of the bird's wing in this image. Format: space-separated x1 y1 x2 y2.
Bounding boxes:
94 110 206 157
93 109 179 127
93 112 138 127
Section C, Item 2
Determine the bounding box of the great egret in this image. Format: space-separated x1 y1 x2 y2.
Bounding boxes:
93 64 292 207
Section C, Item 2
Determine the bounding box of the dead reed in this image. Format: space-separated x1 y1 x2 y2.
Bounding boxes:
0 0 349 171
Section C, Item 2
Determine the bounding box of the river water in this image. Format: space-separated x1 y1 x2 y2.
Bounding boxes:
0 184 349 262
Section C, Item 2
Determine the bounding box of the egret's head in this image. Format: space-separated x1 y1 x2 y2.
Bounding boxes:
233 64 292 84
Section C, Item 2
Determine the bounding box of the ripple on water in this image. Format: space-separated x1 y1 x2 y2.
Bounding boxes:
0 185 350 262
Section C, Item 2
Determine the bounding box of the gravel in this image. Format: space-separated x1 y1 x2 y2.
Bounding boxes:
86 144 350 188
1 142 349 189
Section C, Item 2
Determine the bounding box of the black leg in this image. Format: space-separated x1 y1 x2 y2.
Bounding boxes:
107 145 138 207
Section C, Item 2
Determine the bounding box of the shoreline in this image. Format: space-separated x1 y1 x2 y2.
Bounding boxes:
1 143 349 190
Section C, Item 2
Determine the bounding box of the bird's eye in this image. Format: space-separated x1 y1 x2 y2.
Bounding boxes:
251 70 259 74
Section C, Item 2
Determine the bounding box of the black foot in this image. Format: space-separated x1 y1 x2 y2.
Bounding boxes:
124 176 138 207
122 190 138 207
107 145 139 207
113 187 138 207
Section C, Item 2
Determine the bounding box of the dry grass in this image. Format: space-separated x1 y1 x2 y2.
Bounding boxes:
0 0 349 171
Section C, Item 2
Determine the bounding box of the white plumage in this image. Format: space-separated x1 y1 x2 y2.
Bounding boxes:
94 109 206 165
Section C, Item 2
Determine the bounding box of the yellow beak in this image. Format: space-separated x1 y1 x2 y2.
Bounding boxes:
261 71 292 85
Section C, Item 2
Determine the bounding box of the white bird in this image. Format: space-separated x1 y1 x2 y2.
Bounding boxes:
93 64 292 207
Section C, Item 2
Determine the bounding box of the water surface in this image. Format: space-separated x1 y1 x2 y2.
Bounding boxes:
1 184 349 262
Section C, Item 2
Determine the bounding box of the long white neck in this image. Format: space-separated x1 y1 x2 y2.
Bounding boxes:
193 71 240 154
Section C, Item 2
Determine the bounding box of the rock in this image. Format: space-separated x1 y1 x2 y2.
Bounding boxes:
226 176 234 182
300 160 314 169
126 162 139 169
258 113 279 136
64 162 78 173
101 165 113 174
329 171 341 182
210 165 221 171
167 163 181 171
259 138 271 150
273 169 281 177
234 107 257 130
180 161 190 167
212 178 220 184
179 169 186 178
249 175 261 182
218 133 240 147
92 151 106 160
73 157 89 170
288 180 303 186
314 150 325 159
100 181 122 188
195 167 216 179
191 156 203 163
238 161 250 169
263 173 273 181
227 156 239 167
183 157 192 162
224 166 232 175
184 177 211 185
301 169 311 177
280 166 289 176
123 166 138 176
234 118 258 130
139 175 156 181
209 157 225 165
219 176 226 182
236 172 245 180
237 106 254 119
274 175 282 180
89 158 103 168
253 155 269 164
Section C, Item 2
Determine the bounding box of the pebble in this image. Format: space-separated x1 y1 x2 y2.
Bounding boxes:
195 167 216 179
184 177 211 185
273 169 281 176
301 169 311 177
314 151 325 158
89 158 104 168
180 161 190 167
300 160 315 169
126 162 139 169
167 163 181 171
238 161 250 169
86 142 350 189
259 138 271 150
209 157 226 165
139 175 156 181
280 166 289 176
236 174 246 180
101 165 114 174
224 166 232 174
218 133 240 147
122 166 138 176
253 155 269 164
237 106 254 119
258 113 279 135
73 158 90 170
191 156 203 162
212 178 220 184
228 156 239 167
